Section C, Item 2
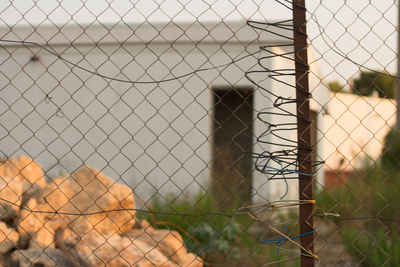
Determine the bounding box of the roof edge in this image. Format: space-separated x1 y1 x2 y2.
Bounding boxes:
0 20 291 46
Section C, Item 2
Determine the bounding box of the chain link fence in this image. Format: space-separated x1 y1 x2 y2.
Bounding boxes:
308 1 400 266
0 0 398 266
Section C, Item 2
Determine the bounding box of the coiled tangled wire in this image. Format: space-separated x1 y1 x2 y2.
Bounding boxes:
246 18 322 193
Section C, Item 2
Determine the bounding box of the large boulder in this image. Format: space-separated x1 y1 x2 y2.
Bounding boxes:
18 165 137 249
18 198 64 249
11 248 75 267
0 155 46 188
0 222 18 254
7 161 203 266
56 228 178 267
42 165 136 234
126 221 203 267
0 156 46 213
0 177 23 222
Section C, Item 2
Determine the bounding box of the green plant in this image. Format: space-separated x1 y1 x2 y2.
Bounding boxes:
342 227 400 266
137 192 295 266
352 71 395 98
381 129 400 170
316 129 400 266
327 81 344 93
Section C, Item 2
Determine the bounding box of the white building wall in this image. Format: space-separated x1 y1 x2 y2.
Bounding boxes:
0 22 327 203
323 92 396 172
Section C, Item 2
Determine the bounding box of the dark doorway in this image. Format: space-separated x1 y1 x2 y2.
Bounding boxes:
211 87 254 208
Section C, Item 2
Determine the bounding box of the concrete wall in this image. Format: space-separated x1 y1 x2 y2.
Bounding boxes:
323 92 396 172
0 21 327 203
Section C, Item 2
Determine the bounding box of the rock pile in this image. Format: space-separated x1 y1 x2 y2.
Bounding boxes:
0 156 203 267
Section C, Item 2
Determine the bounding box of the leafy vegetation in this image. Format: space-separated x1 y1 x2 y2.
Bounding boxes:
352 71 395 98
317 129 400 266
137 193 297 266
342 227 400 266
327 70 395 99
327 81 344 93
381 129 400 170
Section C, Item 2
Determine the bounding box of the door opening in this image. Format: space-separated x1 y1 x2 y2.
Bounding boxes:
212 86 254 207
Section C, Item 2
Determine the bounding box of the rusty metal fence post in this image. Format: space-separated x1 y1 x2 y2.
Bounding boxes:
293 1 314 266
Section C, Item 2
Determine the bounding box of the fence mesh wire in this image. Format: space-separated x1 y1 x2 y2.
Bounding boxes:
0 0 399 266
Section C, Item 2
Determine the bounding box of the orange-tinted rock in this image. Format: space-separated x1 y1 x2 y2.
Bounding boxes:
9 162 202 267
18 198 62 249
42 165 136 234
0 222 18 253
0 177 23 221
11 248 74 267
0 156 46 188
126 222 203 267
57 228 178 267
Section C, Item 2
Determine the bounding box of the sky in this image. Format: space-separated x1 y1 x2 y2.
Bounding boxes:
0 0 398 86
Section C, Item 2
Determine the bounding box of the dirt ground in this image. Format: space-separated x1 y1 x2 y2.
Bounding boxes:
250 216 355 266
314 219 354 266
